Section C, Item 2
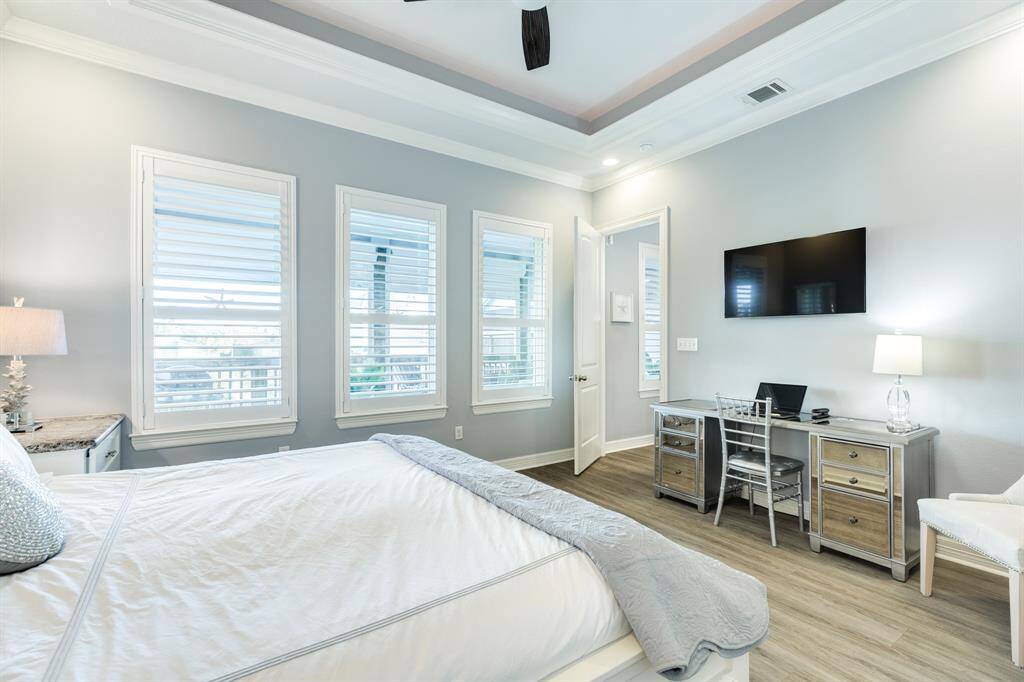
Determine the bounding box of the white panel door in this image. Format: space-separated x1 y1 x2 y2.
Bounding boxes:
573 217 603 475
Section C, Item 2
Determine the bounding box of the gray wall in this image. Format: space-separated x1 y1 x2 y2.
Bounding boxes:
0 41 589 469
593 30 1024 497
605 223 660 442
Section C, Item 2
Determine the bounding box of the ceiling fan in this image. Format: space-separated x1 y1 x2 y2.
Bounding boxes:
403 0 551 71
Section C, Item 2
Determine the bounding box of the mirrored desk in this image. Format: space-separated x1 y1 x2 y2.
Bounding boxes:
652 399 938 581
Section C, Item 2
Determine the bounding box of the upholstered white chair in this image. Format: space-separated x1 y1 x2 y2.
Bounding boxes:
919 476 1024 667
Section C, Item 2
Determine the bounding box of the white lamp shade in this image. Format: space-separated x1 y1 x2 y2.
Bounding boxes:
872 334 922 376
0 306 68 356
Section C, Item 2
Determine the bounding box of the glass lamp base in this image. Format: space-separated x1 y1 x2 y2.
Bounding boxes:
885 376 915 433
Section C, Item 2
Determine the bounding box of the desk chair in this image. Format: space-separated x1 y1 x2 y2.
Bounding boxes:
919 476 1024 667
713 394 805 547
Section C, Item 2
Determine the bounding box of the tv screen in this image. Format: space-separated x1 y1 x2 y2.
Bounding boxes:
724 227 866 318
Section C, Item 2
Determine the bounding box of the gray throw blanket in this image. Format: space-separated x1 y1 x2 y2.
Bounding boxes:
371 434 768 679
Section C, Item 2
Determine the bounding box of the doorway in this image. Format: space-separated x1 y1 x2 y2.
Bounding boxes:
572 209 668 475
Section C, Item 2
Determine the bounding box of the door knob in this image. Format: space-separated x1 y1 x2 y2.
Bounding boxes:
568 375 589 382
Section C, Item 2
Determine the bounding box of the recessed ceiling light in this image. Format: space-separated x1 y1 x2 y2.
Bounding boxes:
602 157 620 167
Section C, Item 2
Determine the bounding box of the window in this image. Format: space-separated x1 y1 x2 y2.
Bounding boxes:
472 211 552 415
336 187 446 428
130 147 297 449
638 242 661 394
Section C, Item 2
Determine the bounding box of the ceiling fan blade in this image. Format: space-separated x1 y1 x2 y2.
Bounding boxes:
521 6 550 71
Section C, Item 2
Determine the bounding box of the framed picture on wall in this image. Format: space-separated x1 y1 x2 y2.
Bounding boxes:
611 292 633 323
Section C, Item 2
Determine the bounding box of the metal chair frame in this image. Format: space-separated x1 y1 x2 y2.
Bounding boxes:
713 393 804 547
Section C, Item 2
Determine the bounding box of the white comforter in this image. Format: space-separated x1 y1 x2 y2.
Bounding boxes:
1 441 630 681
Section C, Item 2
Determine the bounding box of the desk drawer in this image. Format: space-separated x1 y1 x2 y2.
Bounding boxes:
660 452 697 495
822 489 890 557
821 439 888 473
660 432 697 456
660 414 698 435
822 464 888 498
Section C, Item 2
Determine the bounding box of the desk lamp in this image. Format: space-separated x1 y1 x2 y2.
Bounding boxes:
872 333 922 433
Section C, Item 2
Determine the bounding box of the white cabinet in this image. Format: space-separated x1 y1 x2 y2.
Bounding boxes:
17 415 124 476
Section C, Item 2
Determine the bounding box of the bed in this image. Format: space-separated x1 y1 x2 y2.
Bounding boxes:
2 437 764 681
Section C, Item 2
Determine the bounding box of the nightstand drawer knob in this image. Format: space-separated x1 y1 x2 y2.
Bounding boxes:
849 477 858 485
106 450 118 459
848 450 859 459
848 516 859 525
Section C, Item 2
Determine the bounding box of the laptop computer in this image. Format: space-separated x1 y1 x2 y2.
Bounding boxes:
755 382 807 420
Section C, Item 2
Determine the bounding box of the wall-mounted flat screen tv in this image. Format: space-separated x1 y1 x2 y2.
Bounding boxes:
724 227 866 318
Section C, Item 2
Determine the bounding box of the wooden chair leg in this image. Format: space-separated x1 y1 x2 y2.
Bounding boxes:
920 522 936 597
1011 569 1023 668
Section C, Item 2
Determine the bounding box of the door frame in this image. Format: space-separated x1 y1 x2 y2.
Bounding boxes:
594 208 669 456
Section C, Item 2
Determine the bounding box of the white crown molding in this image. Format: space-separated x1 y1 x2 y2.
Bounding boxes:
584 2 1024 191
2 0 1020 192
0 16 589 190
126 0 590 154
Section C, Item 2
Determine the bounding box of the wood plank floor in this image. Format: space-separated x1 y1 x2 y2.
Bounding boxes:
524 447 1020 681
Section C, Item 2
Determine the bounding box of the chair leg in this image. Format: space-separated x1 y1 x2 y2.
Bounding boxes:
713 467 728 527
766 477 778 547
796 471 804 533
920 523 936 597
747 483 754 515
1011 569 1023 668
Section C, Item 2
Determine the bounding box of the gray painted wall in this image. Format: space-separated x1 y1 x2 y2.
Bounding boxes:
0 41 589 469
593 30 1024 497
605 223 660 442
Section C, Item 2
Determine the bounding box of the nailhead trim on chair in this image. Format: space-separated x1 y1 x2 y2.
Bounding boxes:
924 521 1017 571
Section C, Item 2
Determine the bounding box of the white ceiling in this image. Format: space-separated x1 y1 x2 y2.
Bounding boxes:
274 0 792 121
1 0 1020 189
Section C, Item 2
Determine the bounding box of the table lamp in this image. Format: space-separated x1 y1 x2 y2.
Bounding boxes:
872 333 922 433
0 298 68 432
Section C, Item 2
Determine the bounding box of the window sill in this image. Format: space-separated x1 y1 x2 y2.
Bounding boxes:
130 419 298 450
472 397 553 416
336 406 447 430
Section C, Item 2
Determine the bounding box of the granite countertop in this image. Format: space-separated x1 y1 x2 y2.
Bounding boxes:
13 414 124 454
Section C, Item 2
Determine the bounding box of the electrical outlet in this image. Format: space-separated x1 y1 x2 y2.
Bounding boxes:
676 337 699 352
454 425 464 440
278 445 290 452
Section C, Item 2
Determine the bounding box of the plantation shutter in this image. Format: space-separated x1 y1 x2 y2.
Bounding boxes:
339 190 445 419
639 242 661 390
143 156 294 430
474 214 552 408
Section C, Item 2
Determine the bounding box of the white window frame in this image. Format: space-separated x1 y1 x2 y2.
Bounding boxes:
129 146 298 450
638 241 661 395
335 186 447 429
471 211 553 415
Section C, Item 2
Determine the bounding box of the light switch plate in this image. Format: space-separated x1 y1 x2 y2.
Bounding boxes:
455 425 464 440
676 337 699 352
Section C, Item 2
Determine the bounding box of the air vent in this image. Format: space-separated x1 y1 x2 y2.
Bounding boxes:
743 80 789 105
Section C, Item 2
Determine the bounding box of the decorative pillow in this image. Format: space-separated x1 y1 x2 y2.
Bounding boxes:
0 426 37 481
0 460 65 574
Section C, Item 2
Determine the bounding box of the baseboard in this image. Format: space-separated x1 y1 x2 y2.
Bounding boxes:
935 534 1007 577
603 434 654 455
739 487 811 521
496 447 574 472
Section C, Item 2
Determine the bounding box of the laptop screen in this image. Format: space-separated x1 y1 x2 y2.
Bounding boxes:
755 382 807 414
